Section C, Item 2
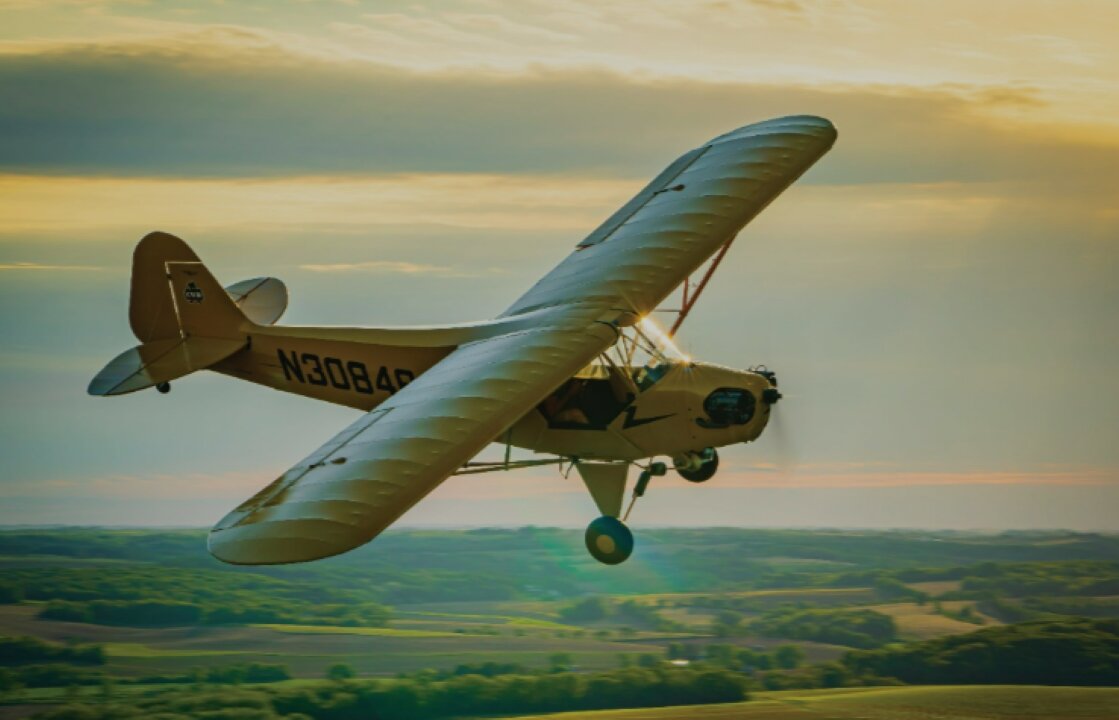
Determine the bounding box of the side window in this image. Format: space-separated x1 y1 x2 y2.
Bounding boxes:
703 388 756 426
634 361 672 392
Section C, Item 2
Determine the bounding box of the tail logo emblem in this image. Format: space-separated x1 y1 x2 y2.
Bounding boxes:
184 282 204 304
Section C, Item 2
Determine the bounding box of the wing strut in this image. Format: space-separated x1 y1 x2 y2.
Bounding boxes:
454 458 568 476
667 237 735 338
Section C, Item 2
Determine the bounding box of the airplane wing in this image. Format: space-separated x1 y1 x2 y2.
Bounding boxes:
208 115 836 565
502 115 837 319
208 304 619 564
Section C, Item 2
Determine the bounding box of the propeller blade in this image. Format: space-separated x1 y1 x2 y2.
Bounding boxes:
767 403 797 473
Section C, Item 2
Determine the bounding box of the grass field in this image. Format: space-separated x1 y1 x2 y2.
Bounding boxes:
104 642 254 658
503 686 1119 719
10 684 1117 720
906 580 962 595
0 609 668 679
253 623 464 639
621 588 878 606
866 602 995 640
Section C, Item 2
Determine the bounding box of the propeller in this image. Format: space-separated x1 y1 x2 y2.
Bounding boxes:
757 367 798 474
767 400 798 474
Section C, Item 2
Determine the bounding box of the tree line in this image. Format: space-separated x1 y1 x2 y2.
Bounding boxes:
842 618 1119 685
33 666 747 720
36 598 389 629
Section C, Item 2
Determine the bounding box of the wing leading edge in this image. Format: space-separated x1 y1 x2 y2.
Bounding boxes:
208 305 620 564
502 115 837 318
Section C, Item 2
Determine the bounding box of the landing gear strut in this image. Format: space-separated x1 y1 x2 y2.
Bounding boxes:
674 448 718 483
583 461 668 566
585 516 634 565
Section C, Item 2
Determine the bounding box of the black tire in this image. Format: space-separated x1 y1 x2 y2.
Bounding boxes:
156 382 171 394
585 516 634 565
677 448 718 483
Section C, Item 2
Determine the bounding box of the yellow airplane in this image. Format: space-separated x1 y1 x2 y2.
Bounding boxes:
89 116 837 566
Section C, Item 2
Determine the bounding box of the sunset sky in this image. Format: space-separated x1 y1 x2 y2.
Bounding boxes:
1 0 1116 530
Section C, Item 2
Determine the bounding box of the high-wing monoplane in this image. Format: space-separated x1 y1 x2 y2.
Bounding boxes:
89 116 837 565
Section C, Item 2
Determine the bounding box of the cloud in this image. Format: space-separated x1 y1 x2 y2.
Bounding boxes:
299 260 472 275
2 38 1118 186
0 261 101 270
3 461 1109 507
0 173 630 235
0 470 264 501
349 12 579 47
710 467 1119 489
1013 34 1096 67
433 463 1119 497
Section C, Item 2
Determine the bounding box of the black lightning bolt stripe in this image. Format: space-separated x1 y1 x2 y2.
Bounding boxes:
622 406 675 429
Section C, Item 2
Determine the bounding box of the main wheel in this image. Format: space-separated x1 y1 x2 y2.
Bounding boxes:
676 448 719 483
585 516 634 565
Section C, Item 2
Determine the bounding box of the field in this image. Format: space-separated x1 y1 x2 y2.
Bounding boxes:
865 601 996 640
1 528 1117 719
505 686 1119 719
0 605 666 678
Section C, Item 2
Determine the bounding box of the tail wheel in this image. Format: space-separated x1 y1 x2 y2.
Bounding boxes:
675 448 719 483
585 516 634 565
156 382 171 394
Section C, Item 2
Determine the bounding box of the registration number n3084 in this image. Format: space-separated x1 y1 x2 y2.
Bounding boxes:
277 349 414 395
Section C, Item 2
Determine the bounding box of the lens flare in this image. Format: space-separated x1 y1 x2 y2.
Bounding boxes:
638 316 690 363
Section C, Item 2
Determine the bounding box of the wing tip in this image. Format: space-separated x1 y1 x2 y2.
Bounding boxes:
207 522 365 566
710 115 837 148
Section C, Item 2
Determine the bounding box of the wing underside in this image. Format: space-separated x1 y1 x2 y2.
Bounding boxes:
208 306 619 564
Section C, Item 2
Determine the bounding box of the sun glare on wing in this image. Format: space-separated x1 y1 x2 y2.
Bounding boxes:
638 316 690 363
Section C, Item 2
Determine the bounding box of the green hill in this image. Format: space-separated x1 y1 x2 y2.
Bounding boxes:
504 685 1119 719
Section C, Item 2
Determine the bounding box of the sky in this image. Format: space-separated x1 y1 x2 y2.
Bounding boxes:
1 0 1117 531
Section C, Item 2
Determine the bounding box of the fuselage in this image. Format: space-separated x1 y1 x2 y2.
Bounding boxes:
211 324 774 462
507 360 772 461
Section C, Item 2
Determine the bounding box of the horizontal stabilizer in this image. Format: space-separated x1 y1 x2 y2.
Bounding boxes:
88 336 246 396
225 277 288 326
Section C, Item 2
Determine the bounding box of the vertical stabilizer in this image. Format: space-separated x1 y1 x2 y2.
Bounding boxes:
130 231 199 342
166 261 249 340
128 231 249 343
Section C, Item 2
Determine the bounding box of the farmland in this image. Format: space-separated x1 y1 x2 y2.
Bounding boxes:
1 528 1117 718
506 686 1119 719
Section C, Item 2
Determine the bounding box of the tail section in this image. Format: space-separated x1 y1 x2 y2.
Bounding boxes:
87 336 246 396
130 231 247 342
165 257 247 341
90 232 251 396
129 231 197 342
224 277 288 326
